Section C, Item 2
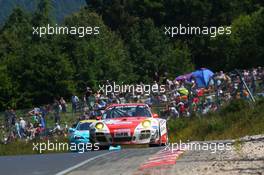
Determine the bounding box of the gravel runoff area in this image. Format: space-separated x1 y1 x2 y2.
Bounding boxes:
140 135 264 175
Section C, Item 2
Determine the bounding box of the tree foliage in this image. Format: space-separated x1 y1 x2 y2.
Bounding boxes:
60 9 133 90
208 8 264 70
125 19 193 81
0 1 263 109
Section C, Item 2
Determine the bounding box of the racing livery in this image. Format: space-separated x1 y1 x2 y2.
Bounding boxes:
69 119 96 144
90 103 168 146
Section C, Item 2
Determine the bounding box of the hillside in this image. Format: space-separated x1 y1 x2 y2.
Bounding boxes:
168 99 264 142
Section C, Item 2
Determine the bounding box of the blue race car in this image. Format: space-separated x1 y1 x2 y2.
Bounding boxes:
69 120 96 144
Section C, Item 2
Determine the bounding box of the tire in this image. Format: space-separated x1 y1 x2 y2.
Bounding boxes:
160 121 169 146
161 130 169 146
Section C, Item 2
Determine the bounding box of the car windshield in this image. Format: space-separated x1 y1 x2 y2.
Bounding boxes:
102 106 152 119
76 122 92 131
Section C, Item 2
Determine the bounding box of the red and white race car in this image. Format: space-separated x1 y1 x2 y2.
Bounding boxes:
90 103 168 146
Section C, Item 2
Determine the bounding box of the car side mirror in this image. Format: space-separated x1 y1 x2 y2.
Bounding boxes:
69 128 76 133
152 113 159 118
96 116 102 120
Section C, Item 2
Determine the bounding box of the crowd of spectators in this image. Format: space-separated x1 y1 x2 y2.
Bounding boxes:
148 67 263 118
1 67 263 144
1 101 67 143
80 67 264 119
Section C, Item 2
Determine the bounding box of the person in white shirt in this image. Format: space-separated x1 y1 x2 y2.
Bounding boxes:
71 95 79 113
170 106 179 118
19 117 26 137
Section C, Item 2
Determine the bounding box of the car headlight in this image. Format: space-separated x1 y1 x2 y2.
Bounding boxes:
142 120 151 128
95 122 104 130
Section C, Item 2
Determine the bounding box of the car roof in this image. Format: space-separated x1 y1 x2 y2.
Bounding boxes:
79 120 96 123
107 103 147 108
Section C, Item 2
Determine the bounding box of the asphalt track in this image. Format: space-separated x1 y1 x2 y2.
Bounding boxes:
1 137 263 175
0 150 108 175
0 147 164 175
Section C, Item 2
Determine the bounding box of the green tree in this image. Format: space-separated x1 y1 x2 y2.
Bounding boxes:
5 42 74 107
32 0 53 26
208 8 264 70
59 9 134 91
0 65 14 109
0 5 74 109
125 19 193 82
0 8 32 109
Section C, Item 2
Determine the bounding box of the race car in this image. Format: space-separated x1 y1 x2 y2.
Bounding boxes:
90 103 168 146
69 119 96 145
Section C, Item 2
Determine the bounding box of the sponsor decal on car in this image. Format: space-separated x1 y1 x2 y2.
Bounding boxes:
114 129 131 137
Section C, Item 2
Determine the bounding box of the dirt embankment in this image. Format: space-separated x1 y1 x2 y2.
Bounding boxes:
143 135 264 175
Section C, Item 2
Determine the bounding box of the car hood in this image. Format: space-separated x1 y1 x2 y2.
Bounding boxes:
103 117 148 130
73 130 90 137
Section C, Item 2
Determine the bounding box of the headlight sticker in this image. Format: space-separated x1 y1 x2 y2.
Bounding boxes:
142 120 151 128
95 122 104 130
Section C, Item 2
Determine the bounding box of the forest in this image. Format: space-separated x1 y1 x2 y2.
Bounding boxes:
0 0 263 109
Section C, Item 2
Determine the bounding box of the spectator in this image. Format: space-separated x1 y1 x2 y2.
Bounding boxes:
53 99 61 124
170 105 179 118
53 123 62 135
250 70 257 94
71 95 79 113
15 121 21 138
19 117 26 138
4 108 12 128
3 111 8 128
60 97 67 113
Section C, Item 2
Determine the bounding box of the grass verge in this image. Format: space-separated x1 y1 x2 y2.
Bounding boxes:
168 98 264 142
0 137 69 156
